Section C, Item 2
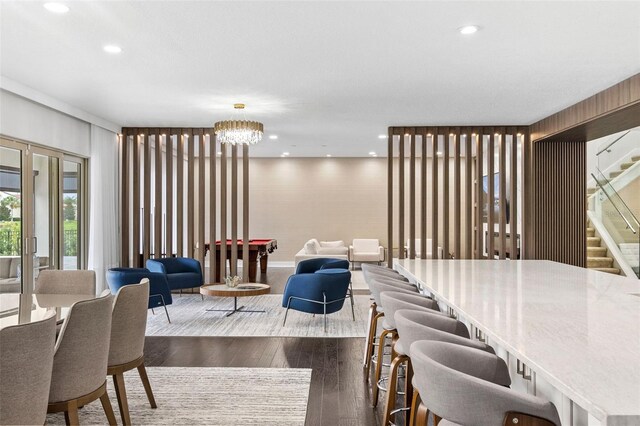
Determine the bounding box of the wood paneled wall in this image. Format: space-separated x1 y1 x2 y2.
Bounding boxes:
120 127 250 283
387 126 526 266
528 141 586 266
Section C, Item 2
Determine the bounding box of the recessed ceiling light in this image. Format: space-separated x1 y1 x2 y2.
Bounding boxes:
269 135 278 140
103 45 122 54
459 25 479 35
378 134 386 139
326 154 332 157
369 152 377 156
43 3 69 13
282 152 290 156
280 154 287 158
217 151 222 156
436 151 443 156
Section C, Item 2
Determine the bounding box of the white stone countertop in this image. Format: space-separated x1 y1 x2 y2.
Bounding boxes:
393 259 640 426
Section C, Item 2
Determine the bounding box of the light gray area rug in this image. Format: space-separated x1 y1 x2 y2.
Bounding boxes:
47 367 311 426
146 294 371 337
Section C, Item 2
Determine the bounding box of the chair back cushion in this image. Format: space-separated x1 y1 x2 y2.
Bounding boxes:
379 291 441 328
107 268 172 308
109 279 150 366
0 312 56 425
295 258 349 274
35 270 96 295
320 240 344 248
49 293 113 403
282 269 351 315
352 239 380 253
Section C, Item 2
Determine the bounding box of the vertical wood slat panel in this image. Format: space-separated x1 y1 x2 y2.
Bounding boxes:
220 144 227 279
409 130 416 259
431 132 439 257
121 132 129 266
143 129 151 263
242 145 250 283
187 129 195 259
387 128 393 267
154 129 163 258
166 133 173 258
398 129 405 259
442 128 450 258
475 132 484 259
465 130 473 259
176 132 184 257
487 131 495 259
209 133 217 282
231 145 238 276
132 130 140 266
499 130 507 259
420 130 427 259
510 131 519 259
453 128 461 259
198 131 206 272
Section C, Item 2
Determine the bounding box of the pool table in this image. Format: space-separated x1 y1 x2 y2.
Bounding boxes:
205 239 278 283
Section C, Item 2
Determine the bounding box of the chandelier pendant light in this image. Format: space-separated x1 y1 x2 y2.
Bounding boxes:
214 103 264 145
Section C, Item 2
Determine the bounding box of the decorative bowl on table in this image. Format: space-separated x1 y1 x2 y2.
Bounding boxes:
224 275 241 288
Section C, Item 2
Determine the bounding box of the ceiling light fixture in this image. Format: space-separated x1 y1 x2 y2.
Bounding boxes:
217 151 222 156
269 135 278 140
326 154 332 157
459 25 479 35
436 151 443 156
103 45 122 54
214 103 264 145
43 2 69 13
282 152 290 156
369 152 377 157
378 134 386 139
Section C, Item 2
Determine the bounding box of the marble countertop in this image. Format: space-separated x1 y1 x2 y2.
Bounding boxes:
394 259 640 425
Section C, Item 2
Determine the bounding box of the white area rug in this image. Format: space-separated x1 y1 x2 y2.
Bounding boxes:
146 294 371 337
46 367 311 426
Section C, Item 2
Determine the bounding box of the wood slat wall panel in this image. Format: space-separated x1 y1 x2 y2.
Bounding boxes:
420 130 427 259
242 145 250 282
231 145 238 276
499 131 507 259
409 130 416 259
132 130 140 266
475 133 483 259
209 133 217 282
487 131 495 259
154 129 162 258
442 129 450 258
120 132 129 266
387 129 393 267
143 130 151 262
431 132 438 257
166 133 173 257
510 131 518 259
398 130 405 260
453 128 461 259
198 131 205 270
220 144 227 279
176 133 184 257
465 130 473 259
187 129 195 259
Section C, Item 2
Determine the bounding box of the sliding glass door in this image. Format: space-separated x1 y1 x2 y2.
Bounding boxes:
0 142 24 294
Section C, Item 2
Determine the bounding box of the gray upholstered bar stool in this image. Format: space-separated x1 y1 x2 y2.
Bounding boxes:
364 277 422 379
410 340 561 426
0 311 57 426
382 306 498 426
368 283 443 407
108 279 157 425
47 291 117 425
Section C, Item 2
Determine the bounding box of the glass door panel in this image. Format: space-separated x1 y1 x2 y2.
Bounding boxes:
0 145 23 295
63 160 81 270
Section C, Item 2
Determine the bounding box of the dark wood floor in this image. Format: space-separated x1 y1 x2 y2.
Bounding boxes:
156 266 384 425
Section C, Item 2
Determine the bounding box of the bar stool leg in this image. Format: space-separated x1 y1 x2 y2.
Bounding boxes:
409 388 420 426
365 312 384 380
404 360 414 426
372 328 396 407
383 354 409 426
363 302 377 367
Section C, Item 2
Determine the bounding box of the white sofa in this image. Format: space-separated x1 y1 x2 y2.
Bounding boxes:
0 256 50 293
348 239 385 269
404 239 444 259
294 239 349 266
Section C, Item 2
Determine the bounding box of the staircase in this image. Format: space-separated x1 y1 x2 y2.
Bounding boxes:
586 224 620 275
607 155 640 180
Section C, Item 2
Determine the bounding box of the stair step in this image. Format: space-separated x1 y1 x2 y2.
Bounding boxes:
632 155 640 162
586 187 597 195
620 162 635 170
590 267 621 275
587 257 614 268
609 170 623 179
586 228 595 237
587 237 601 247
587 247 607 256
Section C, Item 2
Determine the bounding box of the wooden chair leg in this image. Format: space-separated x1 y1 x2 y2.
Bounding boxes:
363 303 375 368
113 373 131 425
99 391 118 426
414 402 429 426
409 388 420 426
137 362 158 408
365 311 383 379
64 400 80 426
372 328 391 407
383 354 408 426
404 360 414 426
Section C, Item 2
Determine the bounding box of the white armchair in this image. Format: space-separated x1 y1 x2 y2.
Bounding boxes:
405 239 444 259
349 239 386 269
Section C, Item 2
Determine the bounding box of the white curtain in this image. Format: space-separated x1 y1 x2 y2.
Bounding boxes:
88 124 119 293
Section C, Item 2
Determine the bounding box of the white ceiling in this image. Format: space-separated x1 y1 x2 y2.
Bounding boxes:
1 1 639 157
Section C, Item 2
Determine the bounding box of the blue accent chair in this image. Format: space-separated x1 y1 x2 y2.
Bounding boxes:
282 268 352 332
106 267 173 322
294 258 350 274
146 257 204 294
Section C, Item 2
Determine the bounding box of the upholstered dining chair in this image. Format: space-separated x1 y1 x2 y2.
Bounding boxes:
0 311 57 426
410 340 561 426
382 305 499 426
107 267 173 322
108 279 157 425
282 268 352 332
48 291 117 425
368 282 444 406
35 269 96 294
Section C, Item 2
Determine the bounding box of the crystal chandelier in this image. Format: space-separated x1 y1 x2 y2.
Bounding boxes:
214 103 264 145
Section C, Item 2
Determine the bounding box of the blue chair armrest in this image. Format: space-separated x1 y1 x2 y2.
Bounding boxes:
177 257 203 275
146 259 167 274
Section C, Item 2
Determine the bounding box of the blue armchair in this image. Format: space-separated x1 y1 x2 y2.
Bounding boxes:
106 267 172 322
294 258 354 320
282 268 352 332
146 257 204 293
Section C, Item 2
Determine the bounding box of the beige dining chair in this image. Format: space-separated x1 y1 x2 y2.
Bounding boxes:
47 291 117 425
35 270 96 295
0 311 57 426
108 279 157 425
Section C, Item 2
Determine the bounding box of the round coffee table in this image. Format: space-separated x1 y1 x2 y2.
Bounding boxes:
200 284 271 316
